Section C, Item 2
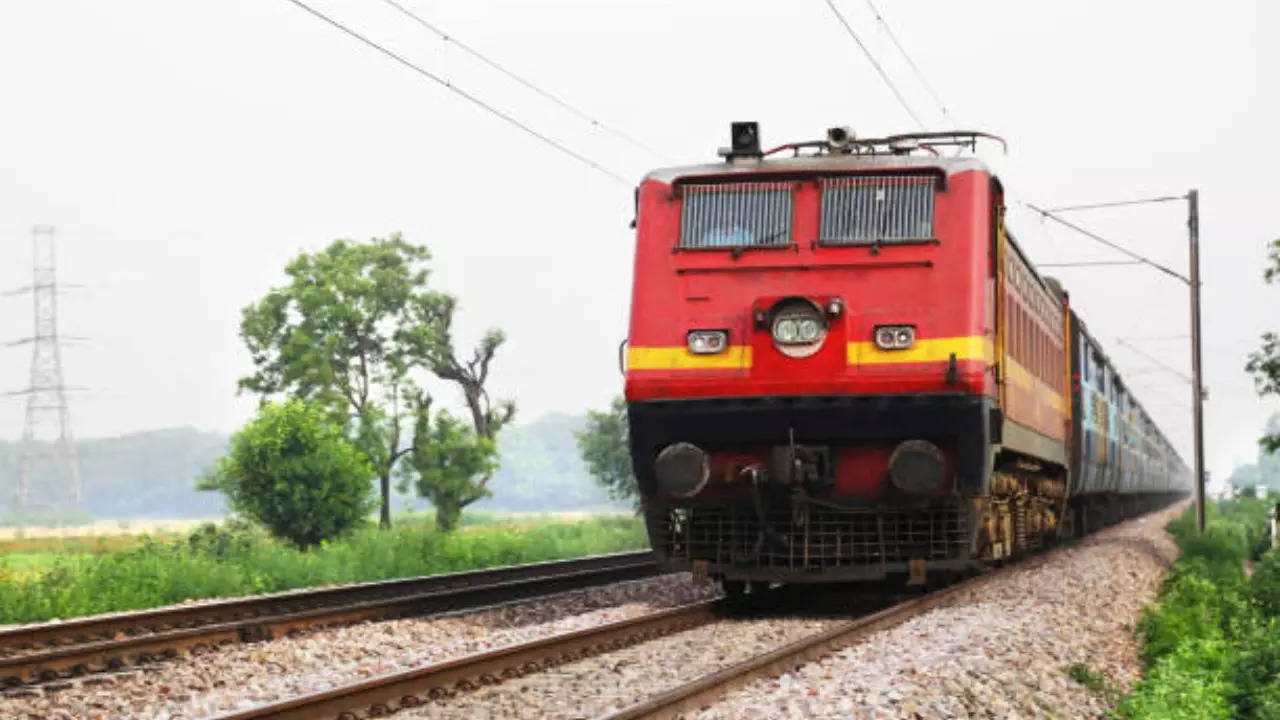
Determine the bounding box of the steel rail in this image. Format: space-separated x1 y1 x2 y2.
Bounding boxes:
0 550 656 686
212 600 722 720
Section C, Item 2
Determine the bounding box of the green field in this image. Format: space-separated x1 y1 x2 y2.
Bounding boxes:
0 512 647 624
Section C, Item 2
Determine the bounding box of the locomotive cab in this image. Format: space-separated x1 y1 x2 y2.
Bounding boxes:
625 124 1008 585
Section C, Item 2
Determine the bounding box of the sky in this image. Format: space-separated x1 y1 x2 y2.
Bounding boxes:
0 0 1276 484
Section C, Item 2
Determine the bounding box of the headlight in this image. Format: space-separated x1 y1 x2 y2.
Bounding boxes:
770 300 828 358
874 325 915 350
797 318 822 343
687 329 728 354
772 314 824 346
773 318 798 344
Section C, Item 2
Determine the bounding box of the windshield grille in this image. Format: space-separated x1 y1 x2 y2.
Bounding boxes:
819 175 935 245
679 182 793 249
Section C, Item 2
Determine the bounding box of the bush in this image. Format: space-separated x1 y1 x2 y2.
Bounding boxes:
201 400 375 547
1251 552 1280 618
1120 638 1237 720
1119 500 1280 719
185 518 265 558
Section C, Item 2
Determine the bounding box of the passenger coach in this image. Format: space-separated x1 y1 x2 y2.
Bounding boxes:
624 123 1189 591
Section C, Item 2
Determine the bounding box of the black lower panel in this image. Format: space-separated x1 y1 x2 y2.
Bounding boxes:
651 501 969 582
628 393 996 496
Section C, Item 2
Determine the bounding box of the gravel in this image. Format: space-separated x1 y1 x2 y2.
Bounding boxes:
0 573 718 720
690 505 1182 720
400 615 841 720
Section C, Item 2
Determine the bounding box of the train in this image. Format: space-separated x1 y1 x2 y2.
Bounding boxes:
623 123 1191 592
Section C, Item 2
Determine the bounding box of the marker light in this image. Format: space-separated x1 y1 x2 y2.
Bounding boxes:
874 325 916 350
687 330 729 355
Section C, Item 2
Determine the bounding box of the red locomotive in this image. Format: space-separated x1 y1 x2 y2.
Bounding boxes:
624 123 1190 591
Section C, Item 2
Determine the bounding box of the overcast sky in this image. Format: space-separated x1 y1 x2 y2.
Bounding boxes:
0 0 1276 483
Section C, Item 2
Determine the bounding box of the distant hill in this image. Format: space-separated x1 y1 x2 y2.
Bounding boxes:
0 428 229 518
476 412 619 512
0 413 617 521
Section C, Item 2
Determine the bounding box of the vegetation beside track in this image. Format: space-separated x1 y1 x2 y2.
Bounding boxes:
0 513 645 624
1111 497 1280 719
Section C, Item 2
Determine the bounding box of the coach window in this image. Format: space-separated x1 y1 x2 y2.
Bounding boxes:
1034 325 1042 381
1030 323 1037 379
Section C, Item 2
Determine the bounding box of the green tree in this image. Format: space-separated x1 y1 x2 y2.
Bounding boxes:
575 396 638 506
237 235 449 528
412 307 516 525
1247 238 1280 453
405 395 499 531
199 400 374 547
426 321 515 443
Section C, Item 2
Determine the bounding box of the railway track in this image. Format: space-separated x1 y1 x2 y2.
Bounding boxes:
600 577 985 720
0 550 657 688
215 599 723 720
206 556 1038 719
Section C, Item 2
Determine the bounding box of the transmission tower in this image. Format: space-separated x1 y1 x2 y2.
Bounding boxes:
5 226 81 509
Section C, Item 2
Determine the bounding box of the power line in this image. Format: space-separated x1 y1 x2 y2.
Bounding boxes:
1046 195 1186 213
1038 260 1144 268
861 0 948 121
821 0 925 130
1024 202 1190 284
1114 337 1192 385
279 0 631 185
376 0 668 162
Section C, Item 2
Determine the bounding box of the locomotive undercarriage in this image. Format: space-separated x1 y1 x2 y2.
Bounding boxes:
630 394 996 585
972 455 1069 562
650 499 970 583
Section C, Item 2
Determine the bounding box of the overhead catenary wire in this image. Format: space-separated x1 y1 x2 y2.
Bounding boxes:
376 0 669 162
1024 203 1190 285
1046 195 1187 213
279 0 631 186
861 0 948 121
821 0 925 130
1038 260 1144 268
1114 337 1193 385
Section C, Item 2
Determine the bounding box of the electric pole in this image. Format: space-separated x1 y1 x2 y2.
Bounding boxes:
5 226 82 509
1187 190 1206 533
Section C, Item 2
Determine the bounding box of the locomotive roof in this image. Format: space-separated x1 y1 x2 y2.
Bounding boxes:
643 154 990 185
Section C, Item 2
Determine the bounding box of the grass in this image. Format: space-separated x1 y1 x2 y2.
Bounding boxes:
0 513 647 624
1066 662 1122 706
1115 496 1280 719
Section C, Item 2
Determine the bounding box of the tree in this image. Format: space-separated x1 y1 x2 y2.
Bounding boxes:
575 396 638 506
199 400 374 547
1223 412 1280 492
405 394 498 531
1247 239 1280 453
237 235 449 528
413 303 516 524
